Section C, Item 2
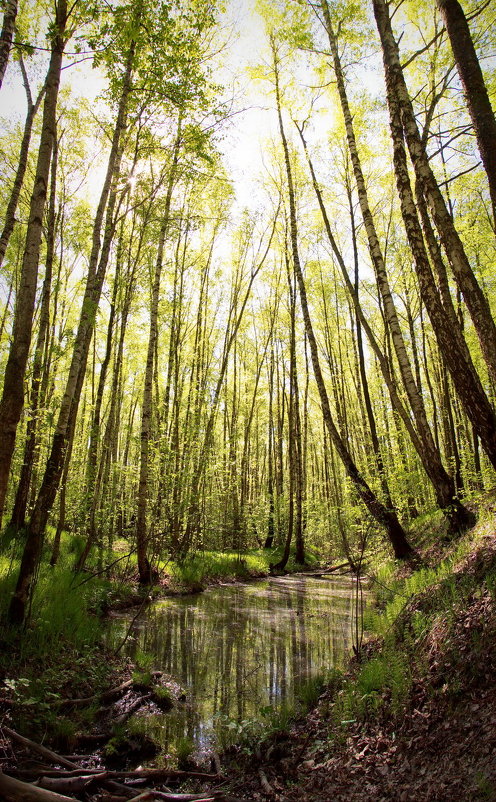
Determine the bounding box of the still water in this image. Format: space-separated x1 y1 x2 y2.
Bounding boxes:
108 574 357 758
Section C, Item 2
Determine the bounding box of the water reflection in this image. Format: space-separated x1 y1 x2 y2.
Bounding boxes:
108 575 355 755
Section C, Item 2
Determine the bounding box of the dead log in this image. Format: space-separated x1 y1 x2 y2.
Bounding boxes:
15 767 219 782
55 672 164 708
111 692 152 725
125 794 228 802
2 727 79 770
37 771 107 794
0 771 76 802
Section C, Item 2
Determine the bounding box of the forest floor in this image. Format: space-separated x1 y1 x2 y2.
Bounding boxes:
223 500 496 801
1 498 496 801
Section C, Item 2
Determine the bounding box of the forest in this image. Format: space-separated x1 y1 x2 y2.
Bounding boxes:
0 0 495 799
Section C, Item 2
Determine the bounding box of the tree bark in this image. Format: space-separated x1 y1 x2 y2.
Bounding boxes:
136 125 181 584
0 0 17 89
9 129 59 531
0 53 46 270
7 40 135 626
272 36 413 560
379 47 496 481
318 0 464 529
436 0 496 223
0 1 67 528
372 0 496 387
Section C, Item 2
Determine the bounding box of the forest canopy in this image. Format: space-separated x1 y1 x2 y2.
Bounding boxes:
0 0 495 624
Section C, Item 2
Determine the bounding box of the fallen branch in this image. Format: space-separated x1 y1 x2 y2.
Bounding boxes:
2 727 79 770
114 595 150 656
258 768 273 795
27 768 220 783
55 671 164 708
112 692 152 725
126 794 238 802
0 770 76 802
37 772 107 794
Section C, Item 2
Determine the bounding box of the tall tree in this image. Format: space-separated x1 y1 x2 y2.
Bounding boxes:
436 0 496 223
8 22 136 625
0 0 17 89
270 35 413 559
0 0 68 527
0 51 46 270
372 0 496 388
136 123 181 584
317 0 470 532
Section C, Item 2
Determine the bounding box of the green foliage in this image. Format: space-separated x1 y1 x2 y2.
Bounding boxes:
334 648 411 726
215 702 293 753
175 735 195 769
366 537 475 638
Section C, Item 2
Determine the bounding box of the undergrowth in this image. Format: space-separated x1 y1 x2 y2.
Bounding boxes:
165 545 319 588
326 512 496 739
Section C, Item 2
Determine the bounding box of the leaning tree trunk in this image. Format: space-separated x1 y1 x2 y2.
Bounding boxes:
436 0 496 223
380 63 496 476
318 0 466 531
0 0 67 528
372 0 496 388
271 36 413 560
8 41 135 626
297 124 471 530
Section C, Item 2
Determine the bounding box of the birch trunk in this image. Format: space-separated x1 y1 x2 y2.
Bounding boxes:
372 0 496 387
272 37 413 559
8 42 135 626
318 0 462 524
436 0 496 223
0 0 17 89
0 0 67 526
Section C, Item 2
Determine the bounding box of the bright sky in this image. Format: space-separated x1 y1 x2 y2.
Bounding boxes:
1 0 279 211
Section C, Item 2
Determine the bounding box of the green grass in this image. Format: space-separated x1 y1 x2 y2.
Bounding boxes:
163 545 320 588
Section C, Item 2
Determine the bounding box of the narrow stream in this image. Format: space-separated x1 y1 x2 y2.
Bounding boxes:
107 574 358 760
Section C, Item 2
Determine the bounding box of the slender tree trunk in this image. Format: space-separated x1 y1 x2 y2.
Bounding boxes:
0 54 46 271
378 30 496 478
136 126 181 583
436 0 496 223
0 0 17 89
179 217 277 556
297 124 464 526
274 243 304 569
318 1 464 528
9 130 59 531
272 37 413 559
0 0 67 528
7 41 134 626
265 346 276 548
372 0 496 387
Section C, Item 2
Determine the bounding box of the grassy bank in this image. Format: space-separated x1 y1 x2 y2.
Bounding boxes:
223 493 496 800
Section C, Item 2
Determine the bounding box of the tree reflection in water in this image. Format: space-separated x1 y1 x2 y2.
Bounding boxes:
108 575 355 758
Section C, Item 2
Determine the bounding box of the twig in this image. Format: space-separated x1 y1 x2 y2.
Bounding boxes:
114 595 150 655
